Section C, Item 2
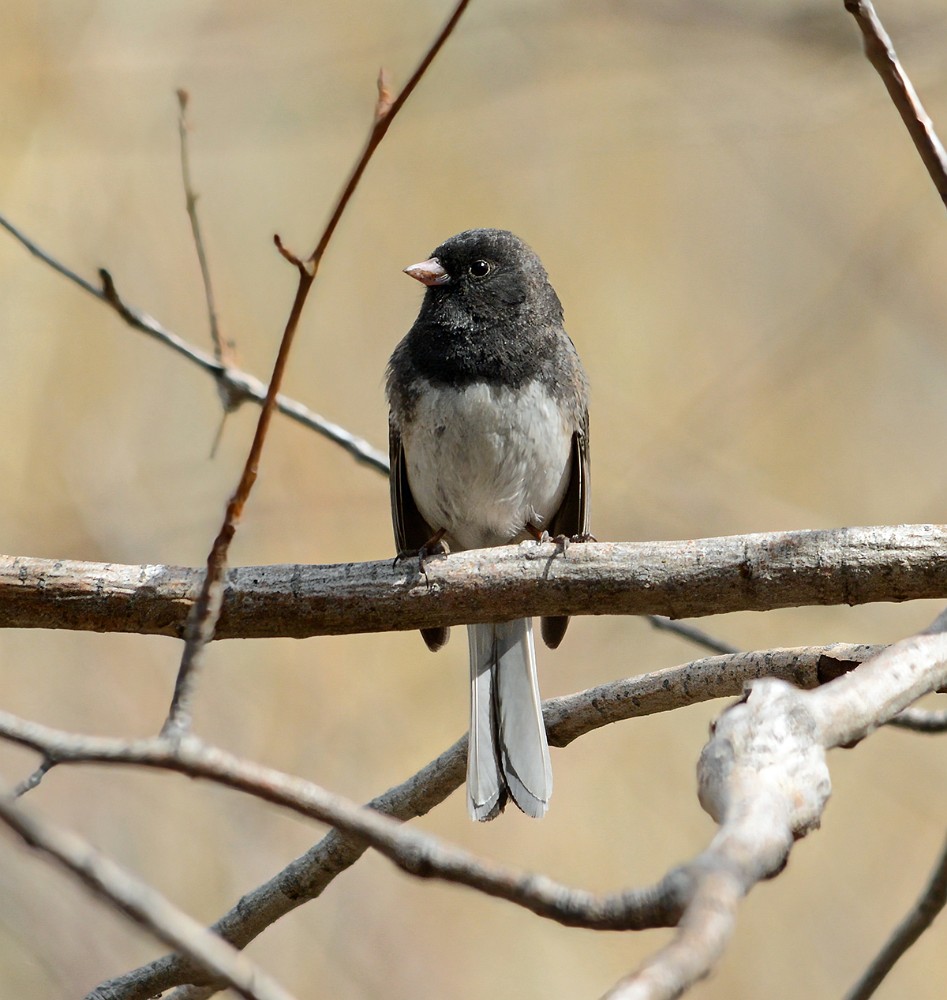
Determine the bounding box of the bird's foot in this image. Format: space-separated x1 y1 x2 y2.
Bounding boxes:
393 528 447 583
525 521 595 555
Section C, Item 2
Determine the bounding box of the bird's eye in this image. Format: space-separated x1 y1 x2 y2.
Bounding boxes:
468 259 492 278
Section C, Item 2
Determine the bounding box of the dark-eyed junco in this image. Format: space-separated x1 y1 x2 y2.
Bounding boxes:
386 229 590 821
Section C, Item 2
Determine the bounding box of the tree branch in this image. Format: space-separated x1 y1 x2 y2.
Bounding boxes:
886 704 947 732
0 214 389 473
2 525 946 639
0 719 686 965
646 615 740 655
22 628 933 1000
844 0 947 209
175 89 231 373
160 0 471 739
0 643 876 997
0 792 298 1000
601 613 947 999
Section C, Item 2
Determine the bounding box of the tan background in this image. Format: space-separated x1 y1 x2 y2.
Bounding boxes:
2 1 947 997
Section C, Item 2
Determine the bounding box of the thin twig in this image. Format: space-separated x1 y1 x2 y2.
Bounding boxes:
160 0 471 739
13 756 56 797
306 0 471 271
845 831 947 1000
0 214 388 472
176 88 238 451
844 0 947 209
176 89 231 370
0 722 685 944
646 616 740 656
0 791 298 1000
887 704 947 732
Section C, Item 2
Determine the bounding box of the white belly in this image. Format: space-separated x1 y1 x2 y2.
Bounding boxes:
402 379 573 551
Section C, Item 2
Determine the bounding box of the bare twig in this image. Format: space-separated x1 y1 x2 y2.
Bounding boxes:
844 0 947 208
0 214 388 472
887 705 947 732
13 756 56 797
161 0 471 739
0 791 297 1000
305 0 470 272
845 831 947 1000
3 526 947 639
176 87 237 459
176 89 232 371
0 722 684 946
0 212 102 296
646 615 740 656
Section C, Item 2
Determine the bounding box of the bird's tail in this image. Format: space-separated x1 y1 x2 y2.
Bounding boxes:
466 619 552 821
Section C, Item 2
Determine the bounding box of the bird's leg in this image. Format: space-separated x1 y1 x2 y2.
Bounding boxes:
417 527 448 577
525 520 569 557
393 527 447 582
524 521 551 544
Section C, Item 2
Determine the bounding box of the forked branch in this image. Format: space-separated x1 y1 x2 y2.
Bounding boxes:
161 0 471 739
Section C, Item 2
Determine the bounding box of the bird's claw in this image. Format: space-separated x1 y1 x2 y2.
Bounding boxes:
393 529 447 584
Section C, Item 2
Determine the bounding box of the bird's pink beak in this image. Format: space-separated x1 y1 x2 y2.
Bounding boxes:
403 257 450 286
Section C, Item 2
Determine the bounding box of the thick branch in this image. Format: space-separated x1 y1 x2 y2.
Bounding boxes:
603 615 947 999
2 525 946 638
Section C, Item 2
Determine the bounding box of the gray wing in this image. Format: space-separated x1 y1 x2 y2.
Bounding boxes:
540 419 590 649
547 420 590 540
389 421 450 652
389 421 435 555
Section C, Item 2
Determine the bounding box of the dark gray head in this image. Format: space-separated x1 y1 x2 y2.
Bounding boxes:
389 228 584 402
404 228 563 331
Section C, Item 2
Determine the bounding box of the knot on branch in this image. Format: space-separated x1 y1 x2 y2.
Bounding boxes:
697 680 831 874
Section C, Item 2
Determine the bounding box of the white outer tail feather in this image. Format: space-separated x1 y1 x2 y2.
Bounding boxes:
467 619 552 821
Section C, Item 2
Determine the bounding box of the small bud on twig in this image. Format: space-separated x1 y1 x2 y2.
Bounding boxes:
375 67 394 122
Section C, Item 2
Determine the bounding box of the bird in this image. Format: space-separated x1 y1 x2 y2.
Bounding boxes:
386 228 590 821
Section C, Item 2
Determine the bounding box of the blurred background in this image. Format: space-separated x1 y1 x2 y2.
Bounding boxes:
2 1 947 997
